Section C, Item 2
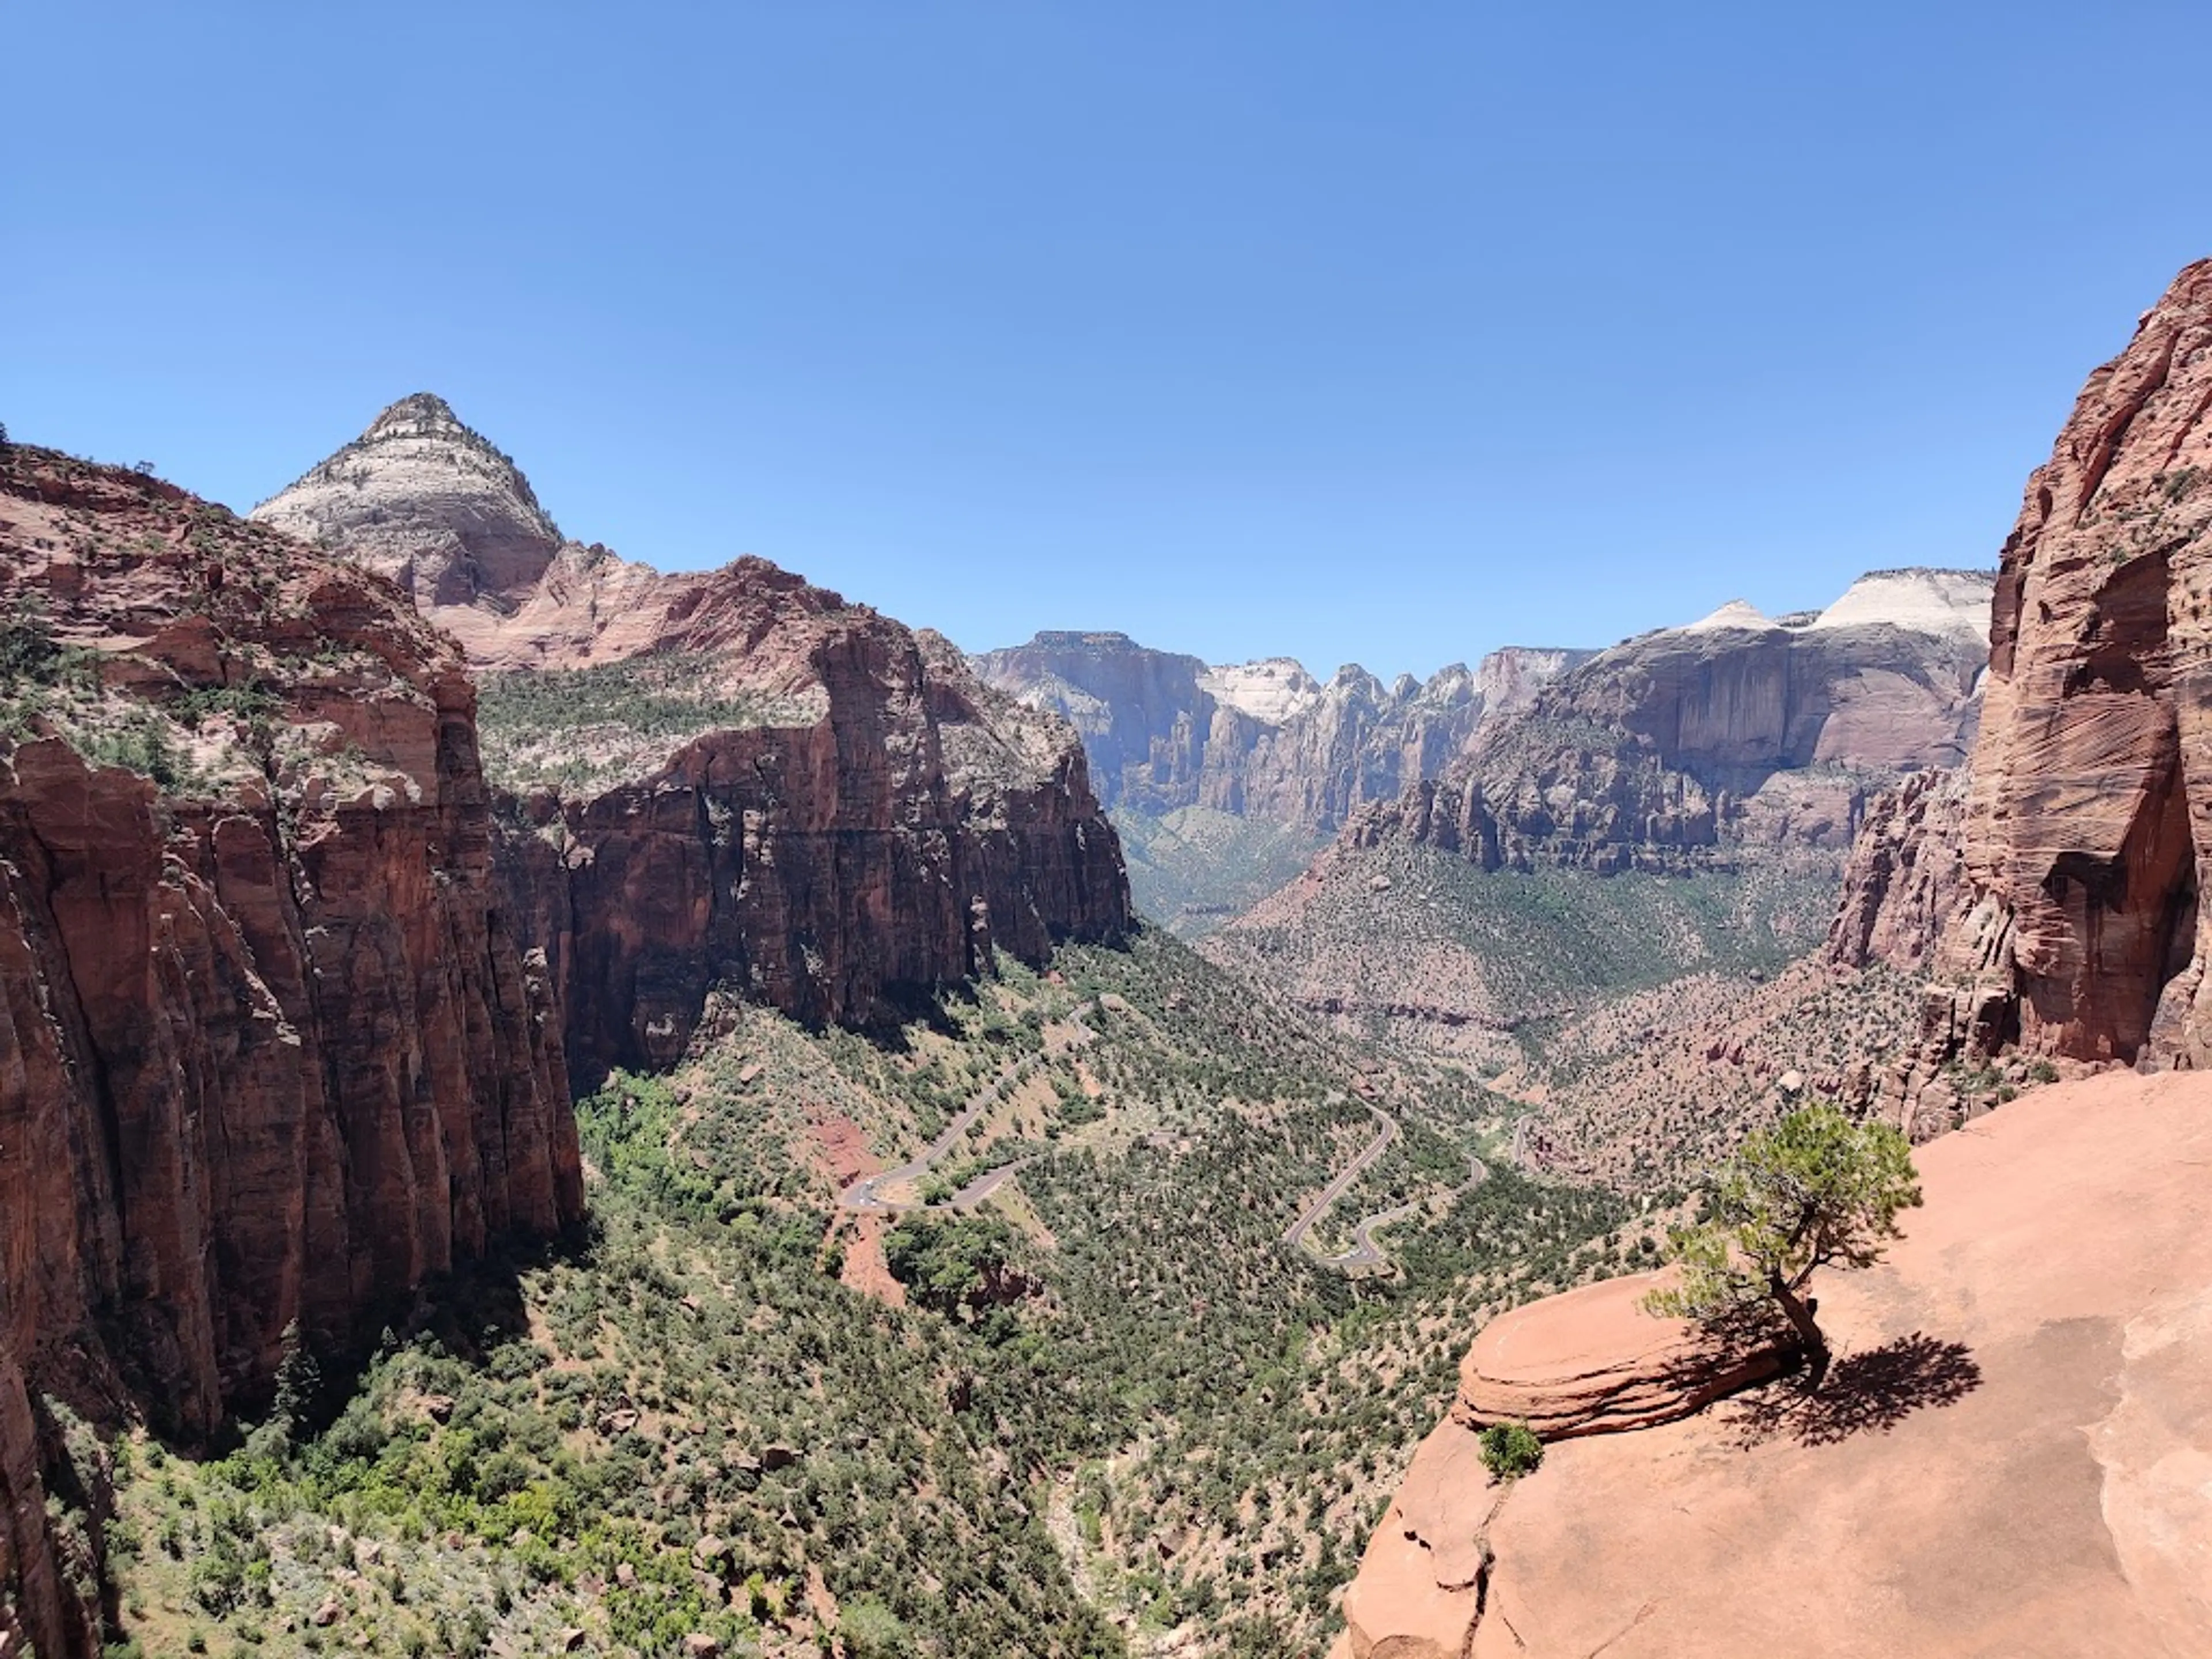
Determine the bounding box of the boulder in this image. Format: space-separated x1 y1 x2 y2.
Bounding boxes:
1452 1271 1797 1441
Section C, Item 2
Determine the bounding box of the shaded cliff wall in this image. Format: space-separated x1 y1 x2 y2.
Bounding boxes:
253 400 1132 1082
497 626 1130 1082
0 450 584 1649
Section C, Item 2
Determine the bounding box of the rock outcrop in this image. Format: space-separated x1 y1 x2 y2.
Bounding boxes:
256 399 1130 1073
1449 1271 1796 1441
1823 766 1971 974
0 446 585 1645
1351 570 1993 877
249 392 563 613
1335 1069 2212 1659
1941 260 2212 1066
1824 258 2212 1087
969 630 1510 835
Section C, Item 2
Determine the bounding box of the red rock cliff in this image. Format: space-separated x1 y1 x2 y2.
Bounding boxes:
1942 259 2212 1064
256 398 1131 1077
0 448 584 1650
1831 259 2212 1075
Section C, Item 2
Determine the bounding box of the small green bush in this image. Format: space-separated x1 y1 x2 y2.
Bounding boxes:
1478 1422 1543 1479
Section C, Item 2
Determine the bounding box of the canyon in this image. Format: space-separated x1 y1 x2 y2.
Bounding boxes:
7 255 2212 1658
975 567 1990 936
254 395 1130 1075
970 631 1570 930
1340 257 2212 1658
0 402 1128 1652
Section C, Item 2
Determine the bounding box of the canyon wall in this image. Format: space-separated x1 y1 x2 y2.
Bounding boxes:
1349 571 1993 876
1831 259 2212 1077
0 448 585 1645
256 396 1130 1080
970 629 1514 835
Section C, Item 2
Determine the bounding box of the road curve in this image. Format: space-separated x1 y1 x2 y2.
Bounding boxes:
836 1001 1096 1215
1313 1154 1488 1273
1281 1101 1399 1251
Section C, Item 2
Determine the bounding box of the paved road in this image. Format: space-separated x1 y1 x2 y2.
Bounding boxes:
836 1001 1095 1215
1313 1154 1488 1274
1281 1100 1399 1251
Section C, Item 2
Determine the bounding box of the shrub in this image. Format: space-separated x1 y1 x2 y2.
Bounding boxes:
1478 1422 1543 1479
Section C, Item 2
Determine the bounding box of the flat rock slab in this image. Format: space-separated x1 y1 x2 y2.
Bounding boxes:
1453 1268 1795 1440
1343 1069 2212 1659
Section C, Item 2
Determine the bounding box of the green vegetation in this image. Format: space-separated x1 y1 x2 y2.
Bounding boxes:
1476 1422 1543 1480
476 657 810 791
0 595 99 738
104 926 1638 1656
1112 805 1328 937
1216 837 1836 1078
1645 1103 1923 1387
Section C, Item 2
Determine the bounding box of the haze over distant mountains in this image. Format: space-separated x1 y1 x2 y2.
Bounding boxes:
975 567 1993 932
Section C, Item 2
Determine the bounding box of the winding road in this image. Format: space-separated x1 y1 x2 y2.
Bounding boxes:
836 1001 1096 1215
1281 1100 1398 1251
1285 1093 1490 1274
1313 1155 1489 1273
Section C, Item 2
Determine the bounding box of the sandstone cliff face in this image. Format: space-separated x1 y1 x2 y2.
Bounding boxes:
1823 766 1970 974
969 631 1575 931
1930 260 2212 1067
256 400 1130 1075
1347 570 1992 876
0 448 584 1644
969 630 1503 834
1823 260 2212 1089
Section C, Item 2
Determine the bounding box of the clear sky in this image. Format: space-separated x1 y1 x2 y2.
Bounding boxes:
9 4 2212 679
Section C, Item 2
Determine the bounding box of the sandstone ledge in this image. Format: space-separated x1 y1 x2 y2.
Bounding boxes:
1451 1270 1797 1441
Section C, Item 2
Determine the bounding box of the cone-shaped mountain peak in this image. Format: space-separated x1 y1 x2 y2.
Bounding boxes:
252 392 563 604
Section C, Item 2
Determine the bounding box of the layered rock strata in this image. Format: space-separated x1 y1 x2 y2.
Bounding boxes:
0 448 585 1644
1827 258 2212 1085
1449 1270 1796 1441
970 629 1517 835
256 399 1130 1075
1823 766 1970 974
1349 570 1993 876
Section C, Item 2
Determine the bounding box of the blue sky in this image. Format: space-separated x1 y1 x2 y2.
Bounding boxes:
9 3 2212 677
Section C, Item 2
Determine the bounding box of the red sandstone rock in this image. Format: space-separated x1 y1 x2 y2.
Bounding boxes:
1942 259 2212 1066
1338 1070 2212 1658
1450 1271 1795 1441
1821 258 2212 1097
256 399 1129 1070
1823 766 1969 973
0 446 582 1639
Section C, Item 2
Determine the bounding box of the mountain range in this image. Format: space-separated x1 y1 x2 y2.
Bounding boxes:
5 260 2212 1659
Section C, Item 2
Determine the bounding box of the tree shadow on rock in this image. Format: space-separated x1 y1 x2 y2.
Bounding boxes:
1728 1332 1982 1448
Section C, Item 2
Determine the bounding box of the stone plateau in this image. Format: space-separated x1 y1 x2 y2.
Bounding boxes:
1338 1069 2212 1658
